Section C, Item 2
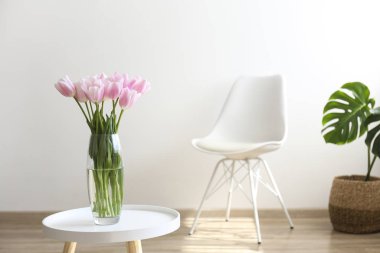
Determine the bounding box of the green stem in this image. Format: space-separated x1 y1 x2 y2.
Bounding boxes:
116 109 124 132
92 171 123 217
365 155 377 181
74 98 91 128
85 102 92 121
111 98 119 117
89 102 94 115
111 101 116 133
89 135 124 218
367 146 371 174
95 103 104 133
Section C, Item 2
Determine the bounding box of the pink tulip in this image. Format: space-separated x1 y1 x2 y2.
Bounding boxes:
81 76 105 103
105 72 123 100
95 72 107 81
119 87 141 109
123 75 151 94
74 81 88 102
55 75 75 97
131 79 151 94
122 73 129 88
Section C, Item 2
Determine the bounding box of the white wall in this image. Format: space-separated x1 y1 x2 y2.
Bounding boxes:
1 0 380 211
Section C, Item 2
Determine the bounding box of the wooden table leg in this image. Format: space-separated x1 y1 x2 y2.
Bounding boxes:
127 240 142 253
63 242 77 253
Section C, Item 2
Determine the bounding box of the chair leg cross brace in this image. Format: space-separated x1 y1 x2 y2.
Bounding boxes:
189 157 294 244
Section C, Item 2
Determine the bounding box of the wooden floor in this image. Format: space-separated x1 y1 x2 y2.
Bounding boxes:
1 209 380 253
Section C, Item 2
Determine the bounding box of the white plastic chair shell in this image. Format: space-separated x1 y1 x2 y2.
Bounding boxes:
192 75 287 159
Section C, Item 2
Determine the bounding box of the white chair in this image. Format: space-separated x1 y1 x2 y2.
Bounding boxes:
189 75 294 244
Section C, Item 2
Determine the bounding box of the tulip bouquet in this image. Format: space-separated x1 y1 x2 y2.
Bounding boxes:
55 73 150 132
55 72 150 223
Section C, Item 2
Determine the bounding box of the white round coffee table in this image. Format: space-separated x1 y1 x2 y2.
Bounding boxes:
42 205 180 253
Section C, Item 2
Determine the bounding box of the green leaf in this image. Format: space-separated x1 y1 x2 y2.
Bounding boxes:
322 82 375 145
364 107 380 157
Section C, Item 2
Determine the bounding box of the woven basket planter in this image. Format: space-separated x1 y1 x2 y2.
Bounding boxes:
329 175 380 233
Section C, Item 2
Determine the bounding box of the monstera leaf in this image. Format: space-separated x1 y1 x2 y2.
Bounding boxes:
365 107 380 157
322 82 375 145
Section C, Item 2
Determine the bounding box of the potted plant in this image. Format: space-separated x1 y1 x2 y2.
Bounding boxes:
322 82 380 233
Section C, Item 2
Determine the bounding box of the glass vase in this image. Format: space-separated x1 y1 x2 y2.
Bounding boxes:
87 134 124 225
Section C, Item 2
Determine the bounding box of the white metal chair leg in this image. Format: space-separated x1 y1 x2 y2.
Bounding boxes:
248 163 262 244
260 158 294 229
253 166 260 200
189 160 223 235
225 161 235 221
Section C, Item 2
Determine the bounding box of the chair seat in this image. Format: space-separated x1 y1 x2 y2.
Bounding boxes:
192 138 282 159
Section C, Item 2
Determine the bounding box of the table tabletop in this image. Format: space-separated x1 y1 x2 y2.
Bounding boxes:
42 205 180 243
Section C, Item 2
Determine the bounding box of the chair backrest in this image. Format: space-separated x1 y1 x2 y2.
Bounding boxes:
207 75 287 143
